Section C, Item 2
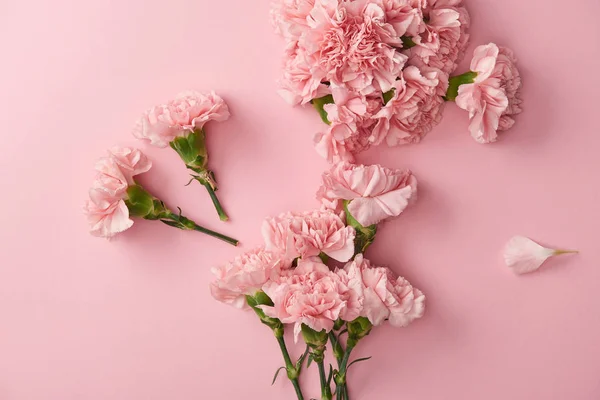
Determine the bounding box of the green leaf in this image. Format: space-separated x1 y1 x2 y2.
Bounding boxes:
296 346 310 371
400 35 417 49
161 220 183 229
348 356 372 369
445 71 478 101
382 88 395 105
301 324 328 348
306 354 314 369
271 366 286 385
327 364 334 386
311 94 334 125
125 185 155 218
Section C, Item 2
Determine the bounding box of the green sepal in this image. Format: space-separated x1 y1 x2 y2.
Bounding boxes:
246 292 282 331
347 317 373 348
301 324 328 350
445 71 478 101
169 129 208 172
343 200 378 255
125 185 155 218
311 94 334 125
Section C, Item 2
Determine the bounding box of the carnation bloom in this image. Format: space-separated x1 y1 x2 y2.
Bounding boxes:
342 254 425 327
380 0 423 38
318 162 417 227
84 149 150 238
301 0 407 95
270 0 316 40
455 43 523 143
313 86 381 162
107 147 152 185
210 248 287 309
262 210 356 262
372 66 448 146
278 48 329 105
405 0 470 75
133 90 230 147
260 259 360 339
503 236 578 275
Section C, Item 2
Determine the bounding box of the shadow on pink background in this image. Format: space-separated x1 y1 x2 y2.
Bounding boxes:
1 0 600 399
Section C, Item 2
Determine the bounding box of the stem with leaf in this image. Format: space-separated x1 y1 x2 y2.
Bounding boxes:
170 129 230 221
247 293 306 400
125 185 238 246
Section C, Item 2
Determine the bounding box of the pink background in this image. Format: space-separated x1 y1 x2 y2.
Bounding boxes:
1 0 600 399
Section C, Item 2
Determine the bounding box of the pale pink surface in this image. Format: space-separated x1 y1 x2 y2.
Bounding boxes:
1 1 600 400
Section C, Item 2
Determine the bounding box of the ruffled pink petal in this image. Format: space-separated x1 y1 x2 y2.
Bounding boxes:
503 236 556 274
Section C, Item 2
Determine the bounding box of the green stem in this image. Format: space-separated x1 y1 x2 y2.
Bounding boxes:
194 172 229 222
329 332 347 400
161 213 238 246
276 335 305 400
201 179 229 222
445 71 478 101
335 344 355 400
317 360 333 400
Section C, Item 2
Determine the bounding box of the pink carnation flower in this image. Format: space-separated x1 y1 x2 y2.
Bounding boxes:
278 48 329 105
260 259 361 339
380 0 423 38
107 146 152 185
301 0 407 95
270 0 316 40
342 254 425 327
317 162 417 227
84 147 152 238
372 65 448 146
262 210 356 262
133 91 230 147
455 43 523 143
210 248 287 309
313 86 382 162
405 0 470 75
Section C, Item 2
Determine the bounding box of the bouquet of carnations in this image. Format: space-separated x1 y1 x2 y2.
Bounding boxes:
211 162 424 399
271 0 522 161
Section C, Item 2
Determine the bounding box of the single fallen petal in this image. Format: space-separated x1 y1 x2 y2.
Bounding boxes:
503 236 578 274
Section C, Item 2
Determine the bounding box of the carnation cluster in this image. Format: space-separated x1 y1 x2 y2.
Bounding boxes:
211 161 423 400
271 0 523 161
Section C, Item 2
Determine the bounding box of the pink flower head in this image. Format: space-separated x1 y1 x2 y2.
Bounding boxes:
318 162 417 227
380 0 423 38
405 0 470 75
133 91 230 147
278 48 329 105
107 146 152 185
84 147 152 238
372 65 448 146
455 43 523 143
260 259 359 339
84 188 133 239
314 86 382 163
262 209 356 262
210 248 287 309
503 236 578 275
271 0 316 40
343 254 425 327
301 0 407 95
